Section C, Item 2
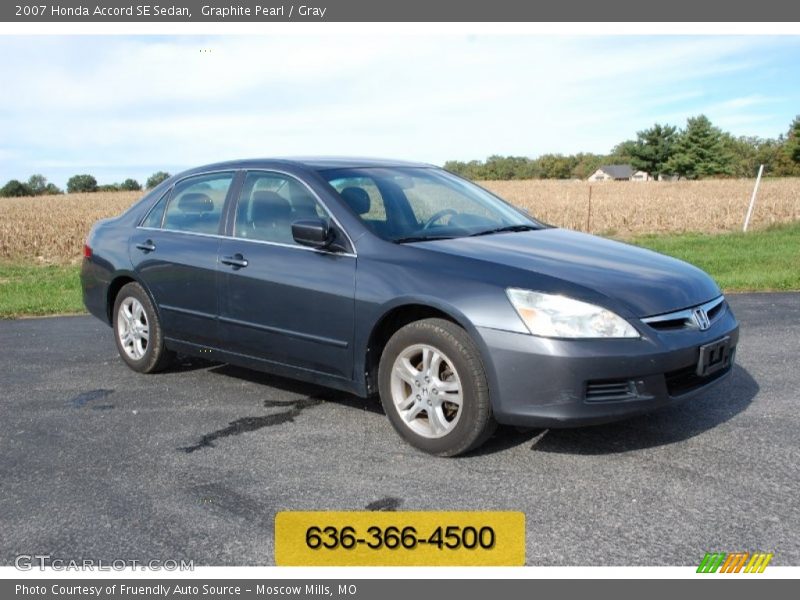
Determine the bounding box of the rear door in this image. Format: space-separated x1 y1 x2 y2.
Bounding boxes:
130 171 237 348
217 170 357 380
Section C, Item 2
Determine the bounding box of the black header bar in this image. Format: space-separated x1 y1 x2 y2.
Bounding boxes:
3 0 799 22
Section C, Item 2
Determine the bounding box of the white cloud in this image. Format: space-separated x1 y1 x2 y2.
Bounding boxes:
0 35 796 185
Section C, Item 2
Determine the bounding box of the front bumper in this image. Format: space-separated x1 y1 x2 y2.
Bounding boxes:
476 305 739 427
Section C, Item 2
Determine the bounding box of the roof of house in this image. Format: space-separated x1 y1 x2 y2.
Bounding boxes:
597 164 635 179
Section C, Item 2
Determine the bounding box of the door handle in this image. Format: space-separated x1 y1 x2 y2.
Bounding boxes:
136 240 156 253
221 254 249 269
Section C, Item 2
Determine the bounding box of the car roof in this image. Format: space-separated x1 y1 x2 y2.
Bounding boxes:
182 156 435 173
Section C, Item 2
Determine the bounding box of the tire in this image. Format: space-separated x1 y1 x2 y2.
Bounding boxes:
112 282 174 374
378 318 496 456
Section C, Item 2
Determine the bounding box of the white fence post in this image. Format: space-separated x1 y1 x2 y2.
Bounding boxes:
743 164 764 232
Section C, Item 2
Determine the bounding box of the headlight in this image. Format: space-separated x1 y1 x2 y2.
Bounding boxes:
506 288 639 339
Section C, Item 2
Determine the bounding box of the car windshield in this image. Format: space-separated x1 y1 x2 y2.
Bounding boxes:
322 167 541 243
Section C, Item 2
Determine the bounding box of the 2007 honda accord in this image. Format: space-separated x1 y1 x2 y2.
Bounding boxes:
81 158 739 455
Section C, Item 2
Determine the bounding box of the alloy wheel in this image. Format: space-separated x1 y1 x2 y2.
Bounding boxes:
389 343 463 439
116 297 149 360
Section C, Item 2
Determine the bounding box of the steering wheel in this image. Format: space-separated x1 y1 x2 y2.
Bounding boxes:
422 208 458 230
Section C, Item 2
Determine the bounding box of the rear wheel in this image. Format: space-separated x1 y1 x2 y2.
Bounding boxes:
378 318 496 456
112 282 174 373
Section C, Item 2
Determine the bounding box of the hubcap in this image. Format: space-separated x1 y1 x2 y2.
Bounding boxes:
117 297 149 360
389 343 463 439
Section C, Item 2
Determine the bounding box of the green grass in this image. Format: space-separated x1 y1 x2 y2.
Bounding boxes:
1 223 797 317
629 222 800 292
0 263 84 318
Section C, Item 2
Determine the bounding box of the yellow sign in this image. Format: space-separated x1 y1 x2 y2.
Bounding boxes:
275 511 525 566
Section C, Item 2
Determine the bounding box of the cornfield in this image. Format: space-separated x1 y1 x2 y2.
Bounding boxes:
0 191 140 264
0 179 798 264
483 179 800 237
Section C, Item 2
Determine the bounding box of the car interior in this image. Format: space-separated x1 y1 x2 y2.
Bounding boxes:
235 176 325 244
162 191 221 234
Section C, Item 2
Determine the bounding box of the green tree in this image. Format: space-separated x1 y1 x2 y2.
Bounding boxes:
535 154 576 179
784 115 800 164
608 140 637 163
443 160 469 177
462 160 489 179
721 134 759 177
23 174 61 195
627 123 678 180
570 153 606 180
120 178 142 191
66 174 98 193
478 155 530 179
769 137 800 175
146 171 171 188
719 134 792 177
26 174 48 195
664 115 734 179
0 179 32 197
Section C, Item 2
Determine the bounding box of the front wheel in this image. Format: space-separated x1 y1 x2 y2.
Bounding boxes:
378 318 496 456
112 282 174 373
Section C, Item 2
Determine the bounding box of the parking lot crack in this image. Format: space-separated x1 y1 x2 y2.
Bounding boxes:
179 397 323 453
365 497 403 511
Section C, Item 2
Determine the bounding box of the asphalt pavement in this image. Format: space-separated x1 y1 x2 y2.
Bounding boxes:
1 293 798 566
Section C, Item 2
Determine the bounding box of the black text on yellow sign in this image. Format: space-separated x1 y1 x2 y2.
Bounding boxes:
275 511 525 566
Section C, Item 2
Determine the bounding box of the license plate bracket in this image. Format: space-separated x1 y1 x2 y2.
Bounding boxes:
696 336 733 377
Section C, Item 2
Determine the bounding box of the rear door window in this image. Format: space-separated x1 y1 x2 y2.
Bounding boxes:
162 172 234 234
139 189 171 228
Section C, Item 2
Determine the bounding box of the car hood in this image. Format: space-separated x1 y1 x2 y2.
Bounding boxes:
417 228 720 317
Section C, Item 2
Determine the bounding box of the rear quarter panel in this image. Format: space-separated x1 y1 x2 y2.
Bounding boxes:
81 190 161 323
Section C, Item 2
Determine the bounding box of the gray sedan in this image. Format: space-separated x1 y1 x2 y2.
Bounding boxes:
81 158 739 456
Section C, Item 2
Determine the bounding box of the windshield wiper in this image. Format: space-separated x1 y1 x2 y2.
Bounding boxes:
392 235 456 244
468 224 539 237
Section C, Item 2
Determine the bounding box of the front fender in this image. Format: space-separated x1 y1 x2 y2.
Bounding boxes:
353 293 503 407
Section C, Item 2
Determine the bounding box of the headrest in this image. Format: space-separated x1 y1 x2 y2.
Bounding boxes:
178 192 213 213
339 187 371 215
251 190 291 222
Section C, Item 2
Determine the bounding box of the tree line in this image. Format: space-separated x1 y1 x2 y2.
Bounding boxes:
444 114 800 180
3 114 799 197
0 171 171 198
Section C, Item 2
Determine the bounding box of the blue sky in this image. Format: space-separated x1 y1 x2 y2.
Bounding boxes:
1 35 798 187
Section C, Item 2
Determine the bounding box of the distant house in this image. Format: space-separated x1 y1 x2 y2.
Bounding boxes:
588 164 650 182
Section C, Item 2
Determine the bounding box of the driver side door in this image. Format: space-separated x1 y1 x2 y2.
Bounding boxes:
217 170 357 380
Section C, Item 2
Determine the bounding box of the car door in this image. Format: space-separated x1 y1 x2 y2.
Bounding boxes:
130 171 238 348
217 170 356 380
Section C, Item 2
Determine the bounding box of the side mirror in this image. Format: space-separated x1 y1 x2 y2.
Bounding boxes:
292 218 332 249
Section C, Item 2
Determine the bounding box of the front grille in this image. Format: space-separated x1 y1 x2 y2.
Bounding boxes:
646 316 691 331
665 362 732 397
642 296 726 332
706 300 725 321
585 380 637 403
